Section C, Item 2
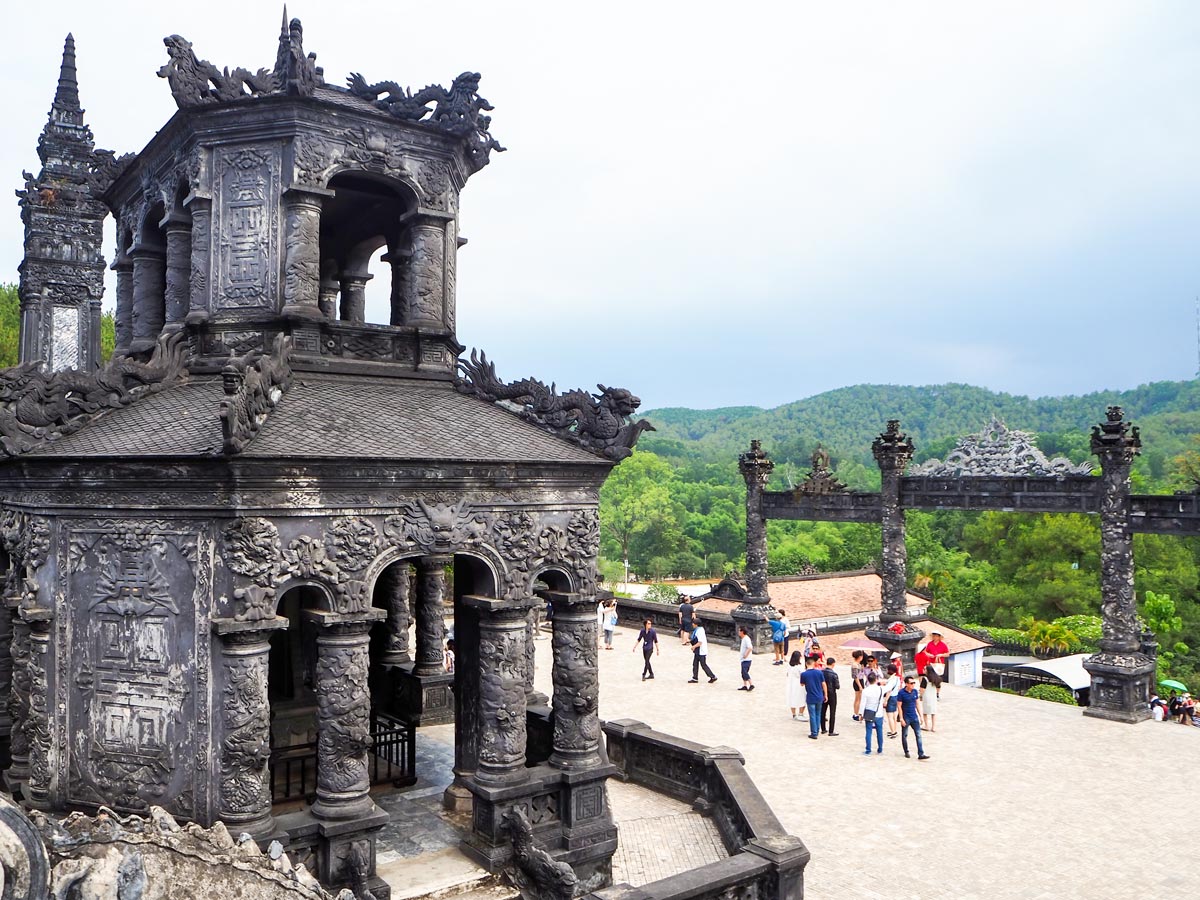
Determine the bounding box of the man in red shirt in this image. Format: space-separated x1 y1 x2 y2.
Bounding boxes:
925 632 950 690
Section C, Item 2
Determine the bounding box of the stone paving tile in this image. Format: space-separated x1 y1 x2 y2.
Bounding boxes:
608 779 727 885
533 625 1200 899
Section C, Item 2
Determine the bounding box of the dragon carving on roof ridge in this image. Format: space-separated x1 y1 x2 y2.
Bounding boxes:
455 349 654 462
908 414 1095 478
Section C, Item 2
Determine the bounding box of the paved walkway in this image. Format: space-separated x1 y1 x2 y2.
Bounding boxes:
531 625 1198 900
608 780 726 885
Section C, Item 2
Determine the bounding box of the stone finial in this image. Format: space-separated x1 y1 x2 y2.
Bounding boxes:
51 34 83 124
1090 406 1141 464
738 439 774 487
872 419 914 472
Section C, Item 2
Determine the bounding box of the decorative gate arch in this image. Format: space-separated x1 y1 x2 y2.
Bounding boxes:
738 407 1200 723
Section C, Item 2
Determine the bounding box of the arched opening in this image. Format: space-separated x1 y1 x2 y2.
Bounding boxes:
319 172 418 326
267 584 325 807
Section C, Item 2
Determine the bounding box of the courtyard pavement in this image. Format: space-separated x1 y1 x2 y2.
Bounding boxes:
533 624 1198 900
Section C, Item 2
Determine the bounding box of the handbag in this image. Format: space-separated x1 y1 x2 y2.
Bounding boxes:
863 708 877 723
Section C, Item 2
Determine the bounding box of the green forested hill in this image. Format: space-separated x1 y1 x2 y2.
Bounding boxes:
642 381 1200 485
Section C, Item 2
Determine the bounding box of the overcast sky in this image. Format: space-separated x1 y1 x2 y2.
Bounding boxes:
3 2 1199 410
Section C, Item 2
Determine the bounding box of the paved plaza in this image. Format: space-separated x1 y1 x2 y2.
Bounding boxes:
533 623 1198 900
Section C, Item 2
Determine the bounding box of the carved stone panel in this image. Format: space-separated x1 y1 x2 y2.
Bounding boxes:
64 522 200 819
214 145 281 312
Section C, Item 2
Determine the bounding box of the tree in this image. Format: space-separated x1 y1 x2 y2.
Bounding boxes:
599 450 686 575
0 284 18 368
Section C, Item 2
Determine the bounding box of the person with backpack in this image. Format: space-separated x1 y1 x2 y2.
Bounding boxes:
770 615 789 664
602 600 618 649
861 671 885 754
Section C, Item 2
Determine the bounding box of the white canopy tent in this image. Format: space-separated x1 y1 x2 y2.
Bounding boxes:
1005 653 1092 691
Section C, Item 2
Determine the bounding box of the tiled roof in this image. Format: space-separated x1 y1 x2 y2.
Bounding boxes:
24 375 607 465
760 573 926 621
817 621 991 659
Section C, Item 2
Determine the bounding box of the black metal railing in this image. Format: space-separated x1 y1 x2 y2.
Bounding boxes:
269 712 416 804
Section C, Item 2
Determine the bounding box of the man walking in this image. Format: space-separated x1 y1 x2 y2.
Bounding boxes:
678 595 695 646
897 674 930 760
821 656 840 735
688 622 717 684
738 626 755 691
799 656 827 740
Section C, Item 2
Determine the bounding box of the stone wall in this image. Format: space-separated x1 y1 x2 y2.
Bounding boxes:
593 720 809 900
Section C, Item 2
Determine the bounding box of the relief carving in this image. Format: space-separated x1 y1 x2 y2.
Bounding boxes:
315 639 370 794
220 655 271 815
383 499 489 553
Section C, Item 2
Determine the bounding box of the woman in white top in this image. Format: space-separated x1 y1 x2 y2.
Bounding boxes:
860 671 885 754
785 650 806 719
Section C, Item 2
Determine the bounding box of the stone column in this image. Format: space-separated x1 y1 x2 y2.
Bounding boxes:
213 617 288 839
0 599 12 768
129 243 166 355
307 611 383 821
111 249 134 355
867 420 923 673
318 263 340 319
338 274 371 324
1084 406 1153 723
23 614 52 810
546 592 601 770
465 597 533 786
281 188 329 320
734 441 778 651
413 555 450 677
524 607 548 707
4 609 30 795
378 563 412 666
161 212 192 333
184 196 212 325
400 216 447 328
381 246 408 326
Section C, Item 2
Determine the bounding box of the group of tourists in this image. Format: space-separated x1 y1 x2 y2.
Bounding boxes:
1152 691 1200 725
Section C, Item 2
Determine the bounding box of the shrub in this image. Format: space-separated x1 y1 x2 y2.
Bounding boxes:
965 624 1030 650
1052 615 1102 651
1025 684 1077 705
644 583 682 605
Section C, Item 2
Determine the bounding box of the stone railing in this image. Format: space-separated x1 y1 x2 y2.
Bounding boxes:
590 720 808 900
613 598 739 649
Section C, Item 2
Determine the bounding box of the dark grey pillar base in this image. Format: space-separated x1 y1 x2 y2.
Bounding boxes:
462 763 617 890
1083 650 1155 723
394 662 455 726
443 775 474 813
275 807 391 899
866 619 925 676
731 605 776 653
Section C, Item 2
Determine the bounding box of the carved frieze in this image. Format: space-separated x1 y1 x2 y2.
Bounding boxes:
384 498 489 553
326 517 382 573
213 145 280 311
221 517 281 587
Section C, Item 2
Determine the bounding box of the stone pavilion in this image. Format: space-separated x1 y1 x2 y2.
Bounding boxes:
2 19 654 898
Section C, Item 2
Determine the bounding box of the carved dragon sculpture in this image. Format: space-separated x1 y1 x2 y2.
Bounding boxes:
501 807 577 900
0 331 188 458
456 350 654 462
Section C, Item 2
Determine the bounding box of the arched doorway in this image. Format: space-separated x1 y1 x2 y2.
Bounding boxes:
267 585 326 807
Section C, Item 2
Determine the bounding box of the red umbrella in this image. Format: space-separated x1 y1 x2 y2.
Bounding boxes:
839 637 888 651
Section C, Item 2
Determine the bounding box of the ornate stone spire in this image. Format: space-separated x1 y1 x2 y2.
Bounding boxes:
17 34 108 372
51 34 83 126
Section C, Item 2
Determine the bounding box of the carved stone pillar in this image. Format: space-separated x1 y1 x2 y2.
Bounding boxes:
413 555 449 677
281 188 329 319
212 617 288 839
184 196 212 325
465 597 533 786
0 599 12 769
307 610 383 821
445 593 479 812
23 614 52 810
4 608 30 795
338 274 371 324
867 420 923 674
318 263 340 319
1085 406 1153 723
378 564 412 666
400 216 447 328
111 249 134 355
547 592 601 770
734 441 778 651
129 244 166 354
161 212 192 332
